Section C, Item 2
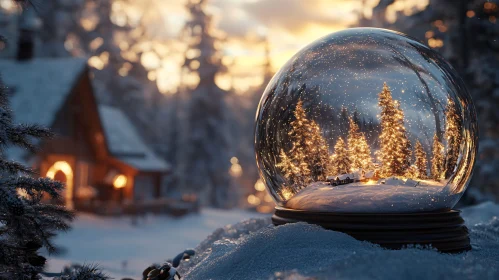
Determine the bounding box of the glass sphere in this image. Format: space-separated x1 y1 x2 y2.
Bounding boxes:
255 28 478 213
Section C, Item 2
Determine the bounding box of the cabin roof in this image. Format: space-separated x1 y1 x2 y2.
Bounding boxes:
0 57 87 127
0 58 170 173
98 104 170 172
0 57 87 162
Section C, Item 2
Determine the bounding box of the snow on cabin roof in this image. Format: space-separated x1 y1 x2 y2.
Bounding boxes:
0 57 88 162
98 105 170 172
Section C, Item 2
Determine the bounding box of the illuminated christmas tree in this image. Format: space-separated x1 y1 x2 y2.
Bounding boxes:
414 140 428 179
404 164 419 179
431 133 445 180
276 149 308 188
347 117 373 170
277 100 329 187
444 98 462 178
307 120 331 181
287 100 313 184
378 82 411 177
330 137 351 175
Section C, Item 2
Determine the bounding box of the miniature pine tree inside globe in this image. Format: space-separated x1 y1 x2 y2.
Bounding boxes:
255 28 477 252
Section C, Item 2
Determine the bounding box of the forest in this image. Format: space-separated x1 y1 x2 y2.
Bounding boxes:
276 82 462 198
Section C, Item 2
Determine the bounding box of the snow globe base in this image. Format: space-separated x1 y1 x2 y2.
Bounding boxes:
272 207 471 253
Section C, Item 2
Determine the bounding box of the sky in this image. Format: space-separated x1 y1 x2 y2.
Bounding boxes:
124 0 429 93
50 0 426 94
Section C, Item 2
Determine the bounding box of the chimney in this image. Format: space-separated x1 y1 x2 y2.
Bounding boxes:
16 8 40 61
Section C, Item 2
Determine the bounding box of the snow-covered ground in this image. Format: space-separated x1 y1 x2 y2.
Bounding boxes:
179 202 499 280
45 209 269 279
285 179 461 213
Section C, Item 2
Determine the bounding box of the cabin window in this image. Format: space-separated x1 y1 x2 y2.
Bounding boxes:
113 174 127 189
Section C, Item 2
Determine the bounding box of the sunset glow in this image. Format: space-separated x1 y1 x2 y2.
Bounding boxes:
105 0 429 94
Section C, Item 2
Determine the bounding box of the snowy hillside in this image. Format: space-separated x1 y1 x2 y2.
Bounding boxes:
179 202 499 280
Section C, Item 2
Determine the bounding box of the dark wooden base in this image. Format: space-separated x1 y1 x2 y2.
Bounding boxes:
272 207 471 253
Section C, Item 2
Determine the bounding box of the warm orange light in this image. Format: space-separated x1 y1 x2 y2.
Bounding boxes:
364 180 377 185
46 161 73 209
113 174 127 189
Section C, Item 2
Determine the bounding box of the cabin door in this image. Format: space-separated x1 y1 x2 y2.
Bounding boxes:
46 161 74 209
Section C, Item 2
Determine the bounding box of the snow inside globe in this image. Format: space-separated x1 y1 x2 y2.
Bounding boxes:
255 28 478 214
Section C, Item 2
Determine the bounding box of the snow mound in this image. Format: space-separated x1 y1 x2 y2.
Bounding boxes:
180 202 499 280
284 181 457 213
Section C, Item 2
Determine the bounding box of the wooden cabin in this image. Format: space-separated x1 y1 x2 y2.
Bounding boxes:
0 57 171 209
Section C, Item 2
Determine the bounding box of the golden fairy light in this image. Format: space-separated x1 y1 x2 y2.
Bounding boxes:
280 189 293 200
229 157 243 178
230 157 239 165
254 179 266 192
247 194 260 205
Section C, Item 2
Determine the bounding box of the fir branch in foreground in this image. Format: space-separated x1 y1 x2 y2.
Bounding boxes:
5 123 53 152
54 263 111 280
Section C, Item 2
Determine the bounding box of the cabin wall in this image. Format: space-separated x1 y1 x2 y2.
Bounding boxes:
36 70 169 208
38 72 111 206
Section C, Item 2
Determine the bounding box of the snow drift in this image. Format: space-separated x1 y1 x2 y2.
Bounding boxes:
179 202 499 280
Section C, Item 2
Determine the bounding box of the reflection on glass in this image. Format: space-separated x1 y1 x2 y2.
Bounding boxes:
255 28 478 213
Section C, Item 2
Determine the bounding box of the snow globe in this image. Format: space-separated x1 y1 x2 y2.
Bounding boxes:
255 28 477 252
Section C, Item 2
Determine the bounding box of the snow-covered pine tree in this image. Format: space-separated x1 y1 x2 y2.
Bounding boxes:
276 149 304 189
330 138 351 175
286 100 329 183
444 98 462 179
286 100 311 186
276 99 331 188
285 100 310 183
378 82 411 177
0 72 73 278
431 133 445 180
347 117 372 170
307 120 330 182
414 140 428 179
181 0 232 208
404 164 418 179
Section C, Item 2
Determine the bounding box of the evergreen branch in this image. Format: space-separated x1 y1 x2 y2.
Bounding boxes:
0 186 25 216
36 213 73 233
0 158 34 174
54 263 111 280
6 123 52 152
13 177 64 199
33 203 74 222
31 218 58 253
